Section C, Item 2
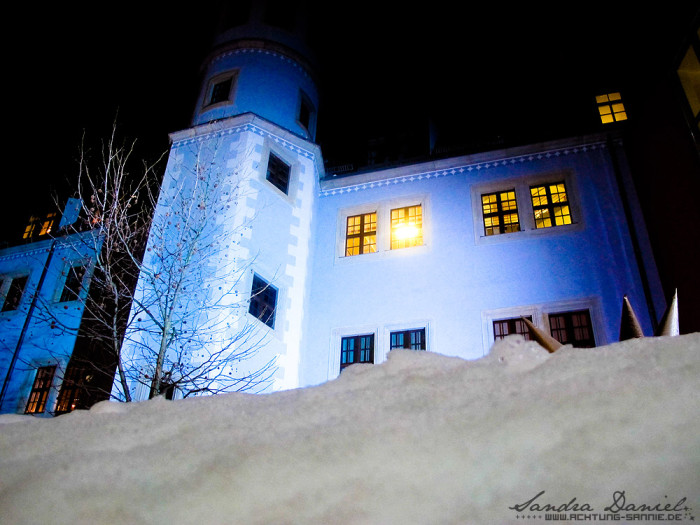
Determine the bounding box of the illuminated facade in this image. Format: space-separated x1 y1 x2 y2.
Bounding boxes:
0 201 99 415
116 2 665 399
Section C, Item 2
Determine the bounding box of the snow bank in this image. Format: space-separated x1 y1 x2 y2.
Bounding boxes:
1 334 698 524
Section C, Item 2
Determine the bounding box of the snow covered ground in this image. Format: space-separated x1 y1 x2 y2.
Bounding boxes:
1 334 698 524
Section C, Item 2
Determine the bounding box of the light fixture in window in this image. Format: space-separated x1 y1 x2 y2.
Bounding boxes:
596 93 627 124
390 205 423 249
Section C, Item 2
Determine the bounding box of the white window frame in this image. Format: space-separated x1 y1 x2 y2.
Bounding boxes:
257 140 301 203
481 297 604 356
334 193 431 265
201 70 239 110
470 170 584 245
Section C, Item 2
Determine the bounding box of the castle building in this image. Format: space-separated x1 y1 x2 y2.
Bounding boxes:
114 2 666 400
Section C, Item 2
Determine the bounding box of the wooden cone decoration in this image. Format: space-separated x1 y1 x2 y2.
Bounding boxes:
619 295 644 341
655 289 679 337
521 317 562 353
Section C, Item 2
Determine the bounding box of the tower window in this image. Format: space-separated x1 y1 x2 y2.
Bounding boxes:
249 274 277 329
390 205 423 249
390 328 426 350
25 366 56 414
340 334 374 370
1 275 29 312
23 213 56 239
59 265 87 303
549 310 595 348
596 92 627 124
345 212 377 256
530 182 572 228
481 190 520 235
493 317 532 340
266 152 291 194
204 71 238 108
297 91 316 136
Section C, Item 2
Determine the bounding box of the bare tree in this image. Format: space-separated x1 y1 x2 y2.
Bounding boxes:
61 124 277 403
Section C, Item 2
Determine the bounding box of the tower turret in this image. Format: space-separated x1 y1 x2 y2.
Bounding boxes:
192 0 319 141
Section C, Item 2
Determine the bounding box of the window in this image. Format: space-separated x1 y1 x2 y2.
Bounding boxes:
297 91 316 137
530 182 572 228
677 42 700 133
390 205 423 249
493 317 532 341
25 366 56 414
481 190 520 235
204 71 237 108
249 274 277 328
345 212 377 256
596 92 627 124
266 152 291 195
55 366 89 414
1 275 28 312
549 310 595 348
22 213 56 239
390 328 426 350
59 265 86 302
340 334 374 370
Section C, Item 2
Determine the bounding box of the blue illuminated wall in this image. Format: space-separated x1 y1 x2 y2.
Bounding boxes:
0 229 98 415
298 135 665 386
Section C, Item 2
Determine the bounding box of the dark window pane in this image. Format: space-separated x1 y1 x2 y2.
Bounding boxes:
2 275 28 312
389 328 426 350
209 77 233 105
266 153 290 194
60 265 86 302
548 310 595 348
340 334 374 370
493 317 532 340
249 274 277 328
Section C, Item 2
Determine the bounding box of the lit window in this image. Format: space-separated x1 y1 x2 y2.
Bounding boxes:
481 190 520 236
266 152 291 194
677 44 700 132
345 213 377 256
596 92 627 124
530 182 572 228
390 328 426 350
1 275 29 312
25 366 56 414
549 310 595 348
249 274 277 329
493 317 532 340
204 71 237 107
59 265 87 303
55 366 89 414
391 205 423 249
22 213 56 239
340 334 374 370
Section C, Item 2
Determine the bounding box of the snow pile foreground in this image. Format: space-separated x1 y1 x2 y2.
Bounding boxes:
1 335 699 524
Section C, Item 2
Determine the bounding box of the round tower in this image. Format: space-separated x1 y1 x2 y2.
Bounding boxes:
192 0 319 141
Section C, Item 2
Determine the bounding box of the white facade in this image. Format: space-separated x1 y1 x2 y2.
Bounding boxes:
117 5 665 399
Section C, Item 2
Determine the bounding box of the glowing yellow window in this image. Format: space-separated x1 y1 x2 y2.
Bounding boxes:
596 93 627 123
345 212 377 256
391 205 423 249
481 190 519 235
530 182 572 228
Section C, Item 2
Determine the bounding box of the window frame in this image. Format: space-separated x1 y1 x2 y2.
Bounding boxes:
335 194 430 263
480 189 521 236
493 316 532 341
389 328 427 350
529 181 573 229
58 263 88 303
345 212 378 256
296 89 317 139
548 309 596 348
471 171 582 245
481 298 602 355
265 151 291 195
202 70 239 110
1 274 30 312
25 365 56 414
248 273 278 329
340 334 375 370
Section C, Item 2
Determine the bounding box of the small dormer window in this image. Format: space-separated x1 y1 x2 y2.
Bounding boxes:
596 92 627 124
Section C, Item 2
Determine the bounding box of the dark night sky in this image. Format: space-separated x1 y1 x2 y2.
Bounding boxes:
3 2 698 242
